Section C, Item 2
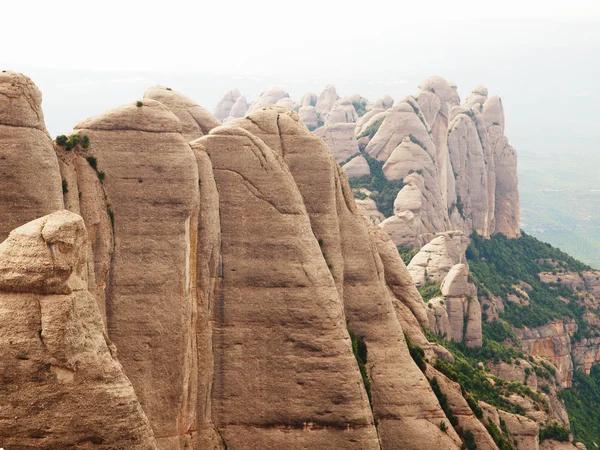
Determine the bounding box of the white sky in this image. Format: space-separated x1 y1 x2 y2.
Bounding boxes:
3 0 600 74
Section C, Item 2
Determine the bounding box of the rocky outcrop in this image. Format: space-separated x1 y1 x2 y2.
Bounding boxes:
224 107 462 449
315 84 339 117
426 367 499 450
144 86 220 141
298 105 319 130
197 123 380 449
407 231 468 286
325 97 358 125
214 89 242 122
497 410 539 450
0 71 63 241
342 154 370 178
248 86 289 112
225 95 248 122
73 99 202 449
515 320 576 388
314 123 359 163
0 211 157 449
440 264 483 348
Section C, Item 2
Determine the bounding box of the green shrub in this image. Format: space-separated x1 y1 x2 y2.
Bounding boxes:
62 179 69 194
405 334 426 372
349 329 372 408
348 153 403 217
357 117 384 140
418 282 442 302
539 423 570 442
136 101 143 107
397 246 419 265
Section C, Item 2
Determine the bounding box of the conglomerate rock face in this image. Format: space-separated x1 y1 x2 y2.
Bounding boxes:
0 211 157 450
0 72 64 241
0 73 533 450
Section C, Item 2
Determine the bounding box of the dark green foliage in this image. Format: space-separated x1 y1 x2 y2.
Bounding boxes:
405 333 426 372
466 232 591 329
418 282 442 302
408 133 427 151
86 156 98 171
539 423 570 442
461 429 477 450
56 135 68 147
466 394 483 419
485 419 516 450
349 329 372 408
482 320 516 343
430 377 459 426
352 101 367 117
353 190 367 200
397 246 419 265
426 331 546 416
357 117 384 140
62 179 69 194
106 205 115 230
348 153 404 217
56 134 89 151
136 101 143 107
559 366 600 447
440 420 448 431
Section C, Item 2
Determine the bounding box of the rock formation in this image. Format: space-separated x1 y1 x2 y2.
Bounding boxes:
0 73 583 450
342 154 370 178
0 72 64 241
314 122 360 163
144 86 221 141
0 211 157 449
214 89 242 122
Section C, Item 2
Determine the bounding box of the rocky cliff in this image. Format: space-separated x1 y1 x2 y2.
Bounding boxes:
0 71 590 450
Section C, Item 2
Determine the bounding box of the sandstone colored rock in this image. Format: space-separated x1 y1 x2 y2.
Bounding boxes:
426 366 500 450
515 320 576 388
407 232 467 286
373 94 394 110
366 100 434 161
226 95 248 121
0 211 157 449
439 264 482 348
214 89 242 122
325 97 358 125
144 86 221 141
298 105 319 130
342 154 370 178
248 86 289 112
300 92 317 107
0 71 64 241
314 122 360 163
74 99 202 449
198 124 380 449
498 410 539 450
315 84 339 117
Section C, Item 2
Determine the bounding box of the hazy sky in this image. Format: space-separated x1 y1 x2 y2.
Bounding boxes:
4 0 600 74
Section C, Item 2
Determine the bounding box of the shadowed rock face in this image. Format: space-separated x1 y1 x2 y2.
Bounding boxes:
73 99 202 449
0 211 157 450
0 72 63 241
197 124 379 449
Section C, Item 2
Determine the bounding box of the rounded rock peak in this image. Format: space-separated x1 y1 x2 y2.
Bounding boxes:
471 84 488 96
144 85 198 109
392 102 415 114
418 75 453 95
0 71 46 130
75 98 182 133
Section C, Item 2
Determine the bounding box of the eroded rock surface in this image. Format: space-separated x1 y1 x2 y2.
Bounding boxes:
0 211 157 449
